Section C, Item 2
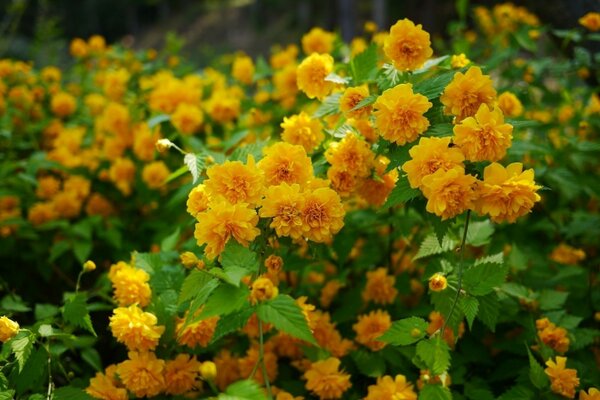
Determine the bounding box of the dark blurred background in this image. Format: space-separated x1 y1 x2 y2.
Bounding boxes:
0 0 598 65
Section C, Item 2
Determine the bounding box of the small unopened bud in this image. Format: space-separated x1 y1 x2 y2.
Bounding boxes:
0 316 20 342
83 260 96 272
199 361 217 381
156 138 174 153
410 328 422 338
180 252 200 269
428 273 447 292
250 276 278 304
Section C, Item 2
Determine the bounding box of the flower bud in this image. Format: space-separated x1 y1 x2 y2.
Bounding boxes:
250 276 278 304
0 316 19 342
199 361 217 381
180 252 200 269
83 260 96 272
428 273 447 292
155 138 173 153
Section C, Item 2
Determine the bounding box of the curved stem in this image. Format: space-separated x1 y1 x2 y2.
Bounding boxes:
441 210 471 337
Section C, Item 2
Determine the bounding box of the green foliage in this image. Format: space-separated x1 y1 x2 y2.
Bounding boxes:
379 317 429 346
416 337 451 375
62 293 96 336
256 295 317 345
220 380 265 400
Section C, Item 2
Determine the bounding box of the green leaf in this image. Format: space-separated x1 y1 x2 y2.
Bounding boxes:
325 72 351 84
34 304 59 320
133 252 162 275
160 227 180 252
211 306 255 343
62 293 96 336
427 123 453 137
416 337 451 375
460 296 479 330
350 44 378 83
351 349 386 377
376 63 404 91
229 139 268 162
49 241 71 263
379 317 428 346
413 56 449 74
413 234 456 260
385 142 411 171
10 331 34 372
465 220 494 246
313 92 342 118
178 270 215 305
571 328 600 351
52 386 94 400
527 348 549 389
257 294 317 345
0 391 15 400
538 290 569 311
414 69 460 100
38 324 53 337
220 380 264 400
193 284 250 321
148 114 170 128
72 240 92 264
382 176 420 209
463 263 508 296
220 241 259 286
81 348 102 371
474 252 503 266
349 94 377 112
497 385 534 400
419 384 452 400
477 293 500 331
1 294 30 313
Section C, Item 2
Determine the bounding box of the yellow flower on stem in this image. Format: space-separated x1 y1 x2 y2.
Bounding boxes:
297 53 334 100
116 351 166 398
0 316 19 342
352 309 392 351
579 12 600 31
421 167 478 221
428 273 448 292
301 27 335 55
257 142 314 187
362 267 398 305
204 156 264 206
365 374 418 400
163 354 201 395
440 66 497 121
281 111 325 153
545 356 580 399
339 86 371 119
384 19 433 71
108 261 152 307
232 54 255 85
109 305 165 352
301 187 345 243
304 357 351 400
171 103 203 135
260 183 305 239
86 365 127 400
497 92 523 117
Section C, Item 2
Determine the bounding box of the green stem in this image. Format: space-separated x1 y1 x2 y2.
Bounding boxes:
45 341 53 400
74 271 84 293
441 210 471 337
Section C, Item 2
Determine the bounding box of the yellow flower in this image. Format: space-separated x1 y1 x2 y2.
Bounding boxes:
475 162 541 223
265 255 284 273
180 252 201 269
550 243 586 265
365 375 418 400
86 365 127 400
108 158 136 196
451 53 471 68
352 309 391 351
453 104 513 162
186 184 210 219
108 261 152 307
109 305 165 352
402 136 465 189
281 111 325 153
545 357 580 399
51 92 77 118
200 360 217 381
304 358 351 400
580 388 600 400
116 351 165 398
325 132 375 179
102 68 130 101
85 93 106 116
373 83 432 145
171 103 203 135
497 92 523 117
28 202 58 226
428 273 448 292
52 191 83 219
204 156 264 206
257 142 314 187
194 201 260 260
270 44 299 69
384 19 433 71
85 193 115 217
83 260 96 272
205 89 241 124
36 175 61 200
301 27 335 54
421 167 478 220
214 350 241 390
142 161 169 189
311 311 354 357
320 280 344 308
176 313 219 348
301 187 345 243
350 37 368 56
358 157 398 206
297 53 334 100
250 275 279 304
440 66 497 121
70 38 88 57
260 183 305 239
273 64 299 107
362 267 398 305
232 54 255 85
164 354 201 395
536 318 570 354
0 316 19 342
427 310 465 348
239 344 279 385
339 86 371 119
579 12 600 31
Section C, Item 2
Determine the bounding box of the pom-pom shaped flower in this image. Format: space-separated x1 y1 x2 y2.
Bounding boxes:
109 305 165 352
250 276 279 304
402 136 465 189
164 354 201 395
51 92 77 118
339 86 371 119
549 243 586 265
301 27 335 55
186 184 210 219
421 167 478 220
204 156 264 206
86 365 128 400
108 261 152 307
116 351 166 398
194 201 260 260
536 318 570 354
142 161 170 189
365 375 418 400
352 309 392 351
232 54 255 85
176 313 219 348
304 358 351 400
545 357 579 399
171 103 203 135
453 104 513 162
297 53 334 100
579 12 600 31
325 132 375 179
497 91 523 117
475 162 541 223
373 83 432 145
301 187 345 243
260 183 305 239
257 142 313 187
281 112 325 153
362 267 398 305
384 19 433 71
440 66 497 121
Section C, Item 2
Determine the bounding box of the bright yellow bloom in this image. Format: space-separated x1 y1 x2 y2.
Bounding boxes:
311 311 354 357
297 53 334 100
257 142 313 187
362 267 397 305
320 280 344 308
52 191 83 219
214 350 241 390
580 388 600 400
260 183 305 239
270 44 299 69
402 136 465 189
176 313 219 348
142 161 169 189
200 360 217 381
109 305 164 352
108 158 136 196
421 167 478 220
304 358 351 400
36 175 61 200
273 64 299 107
84 93 106 116
453 104 513 162
186 184 210 219
250 275 279 304
301 187 345 243
204 156 264 206
116 351 165 398
384 19 433 71
232 54 255 85
27 202 58 226
353 309 391 351
440 66 497 121
171 103 203 135
0 316 19 342
70 38 88 57
102 68 130 101
51 92 77 118
83 260 96 272
301 27 335 54
326 132 375 179
85 193 115 217
164 354 201 395
373 83 432 145
281 111 325 153
536 318 570 354
451 53 471 68
550 244 586 265
86 365 127 400
108 261 152 307
365 375 418 400
350 37 368 56
133 123 160 162
428 273 448 292
497 92 523 117
475 162 541 223
339 86 371 119
545 357 579 399
579 12 600 31
194 201 260 260
358 156 398 206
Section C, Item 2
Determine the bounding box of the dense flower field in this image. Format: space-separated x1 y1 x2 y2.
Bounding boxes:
0 3 599 400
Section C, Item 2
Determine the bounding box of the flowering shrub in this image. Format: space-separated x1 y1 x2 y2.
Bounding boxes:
0 3 599 400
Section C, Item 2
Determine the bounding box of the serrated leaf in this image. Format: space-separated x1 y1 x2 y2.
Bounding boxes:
416 337 451 375
211 306 255 343
527 348 549 389
0 391 15 400
460 296 479 330
414 234 456 260
220 379 264 400
220 241 259 286
351 349 386 377
180 277 220 327
382 176 420 209
313 92 342 118
0 294 30 313
52 386 94 400
10 331 34 372
62 293 96 336
229 139 267 162
465 220 494 246
184 153 200 184
427 123 453 137
477 293 500 331
538 290 569 311
192 284 249 322
474 252 503 266
379 317 428 346
414 69 461 99
463 262 508 296
497 385 534 400
178 270 215 305
376 63 404 91
413 55 449 74
350 44 378 83
38 324 53 337
419 383 452 400
257 294 316 345
570 328 600 351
